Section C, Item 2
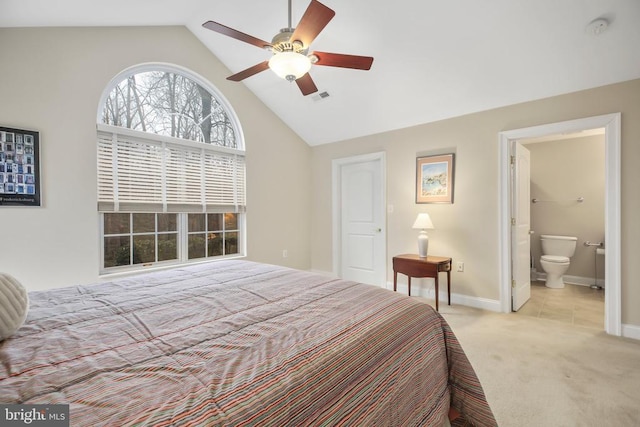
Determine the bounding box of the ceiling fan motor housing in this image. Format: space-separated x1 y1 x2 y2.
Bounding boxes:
271 28 306 54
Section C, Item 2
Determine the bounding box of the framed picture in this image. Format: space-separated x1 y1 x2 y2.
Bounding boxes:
0 126 41 207
416 153 454 204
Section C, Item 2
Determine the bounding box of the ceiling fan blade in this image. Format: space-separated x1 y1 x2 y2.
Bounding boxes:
295 73 318 96
203 21 272 49
289 0 335 48
227 61 271 82
311 51 374 70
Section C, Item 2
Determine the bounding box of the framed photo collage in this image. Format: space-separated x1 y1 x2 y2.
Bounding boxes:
0 126 41 207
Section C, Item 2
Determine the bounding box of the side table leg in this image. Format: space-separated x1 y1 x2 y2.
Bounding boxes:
408 277 411 296
447 269 451 306
435 274 439 311
394 271 398 292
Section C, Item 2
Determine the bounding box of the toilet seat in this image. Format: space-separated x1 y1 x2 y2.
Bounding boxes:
541 255 569 263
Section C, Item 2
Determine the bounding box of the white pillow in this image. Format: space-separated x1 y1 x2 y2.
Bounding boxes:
0 273 29 341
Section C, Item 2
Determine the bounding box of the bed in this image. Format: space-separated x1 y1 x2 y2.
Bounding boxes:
0 260 495 426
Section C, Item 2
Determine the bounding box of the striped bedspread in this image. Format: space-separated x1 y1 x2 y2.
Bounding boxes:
0 260 495 426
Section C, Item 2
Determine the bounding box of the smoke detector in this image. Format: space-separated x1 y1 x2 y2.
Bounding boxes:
586 18 609 36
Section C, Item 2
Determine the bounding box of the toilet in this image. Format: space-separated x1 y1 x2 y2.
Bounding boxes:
539 235 578 289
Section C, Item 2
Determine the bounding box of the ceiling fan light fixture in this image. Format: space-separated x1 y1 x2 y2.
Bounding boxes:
203 0 372 95
268 51 312 82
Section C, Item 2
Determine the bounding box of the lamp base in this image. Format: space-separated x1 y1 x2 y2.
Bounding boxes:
417 231 429 258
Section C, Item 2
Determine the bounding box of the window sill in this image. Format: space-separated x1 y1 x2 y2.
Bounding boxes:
99 255 247 281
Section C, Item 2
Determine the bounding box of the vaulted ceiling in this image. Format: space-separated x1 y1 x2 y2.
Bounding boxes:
2 0 639 145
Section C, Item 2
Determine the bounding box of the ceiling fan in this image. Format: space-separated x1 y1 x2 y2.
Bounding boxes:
202 0 374 96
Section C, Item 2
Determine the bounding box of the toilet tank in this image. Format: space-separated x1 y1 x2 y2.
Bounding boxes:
540 235 578 257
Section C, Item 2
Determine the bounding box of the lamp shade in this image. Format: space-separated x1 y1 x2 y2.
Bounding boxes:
268 52 312 81
412 213 434 230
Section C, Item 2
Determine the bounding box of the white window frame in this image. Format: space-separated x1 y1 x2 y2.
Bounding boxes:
184 212 242 259
99 212 245 274
96 63 245 150
97 64 246 275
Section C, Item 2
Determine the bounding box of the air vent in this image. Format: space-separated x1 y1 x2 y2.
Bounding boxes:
312 91 330 101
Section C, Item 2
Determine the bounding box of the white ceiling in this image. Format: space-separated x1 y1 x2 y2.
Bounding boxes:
2 0 639 146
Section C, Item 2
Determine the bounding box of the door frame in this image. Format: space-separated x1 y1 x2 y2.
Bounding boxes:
498 113 621 335
332 152 387 285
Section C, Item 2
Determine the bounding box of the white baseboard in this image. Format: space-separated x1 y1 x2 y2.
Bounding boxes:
385 281 501 312
622 324 640 341
534 272 605 288
450 293 502 312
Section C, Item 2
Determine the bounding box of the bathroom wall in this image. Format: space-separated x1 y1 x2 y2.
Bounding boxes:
525 134 605 283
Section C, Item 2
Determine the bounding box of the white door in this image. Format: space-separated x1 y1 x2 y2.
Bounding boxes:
335 155 385 287
512 142 531 311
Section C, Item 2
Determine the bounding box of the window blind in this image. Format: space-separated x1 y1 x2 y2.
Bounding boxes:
97 124 245 213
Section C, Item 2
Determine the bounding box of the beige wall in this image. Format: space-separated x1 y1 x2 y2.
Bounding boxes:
526 135 605 281
0 27 312 290
2 27 638 328
311 78 640 326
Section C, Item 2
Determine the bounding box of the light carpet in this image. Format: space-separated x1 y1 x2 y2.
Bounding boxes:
424 300 640 426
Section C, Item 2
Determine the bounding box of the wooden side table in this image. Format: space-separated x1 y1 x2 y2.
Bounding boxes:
392 254 452 311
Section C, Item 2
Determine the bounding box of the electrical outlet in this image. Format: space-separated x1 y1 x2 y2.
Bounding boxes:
457 262 464 272
282 250 288 258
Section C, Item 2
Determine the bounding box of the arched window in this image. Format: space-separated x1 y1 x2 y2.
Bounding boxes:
97 65 245 273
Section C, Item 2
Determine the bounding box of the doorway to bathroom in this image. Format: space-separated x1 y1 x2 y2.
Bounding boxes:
498 113 621 336
517 131 605 328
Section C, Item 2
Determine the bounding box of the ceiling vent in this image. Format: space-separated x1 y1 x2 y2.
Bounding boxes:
312 91 330 101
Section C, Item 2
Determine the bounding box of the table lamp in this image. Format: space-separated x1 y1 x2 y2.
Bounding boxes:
412 213 434 258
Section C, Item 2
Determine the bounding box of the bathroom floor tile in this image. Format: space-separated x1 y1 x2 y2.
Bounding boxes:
573 315 604 329
518 301 542 317
515 283 604 330
539 308 573 323
573 298 603 309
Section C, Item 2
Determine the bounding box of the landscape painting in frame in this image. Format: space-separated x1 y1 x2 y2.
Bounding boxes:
0 126 41 207
416 153 454 204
